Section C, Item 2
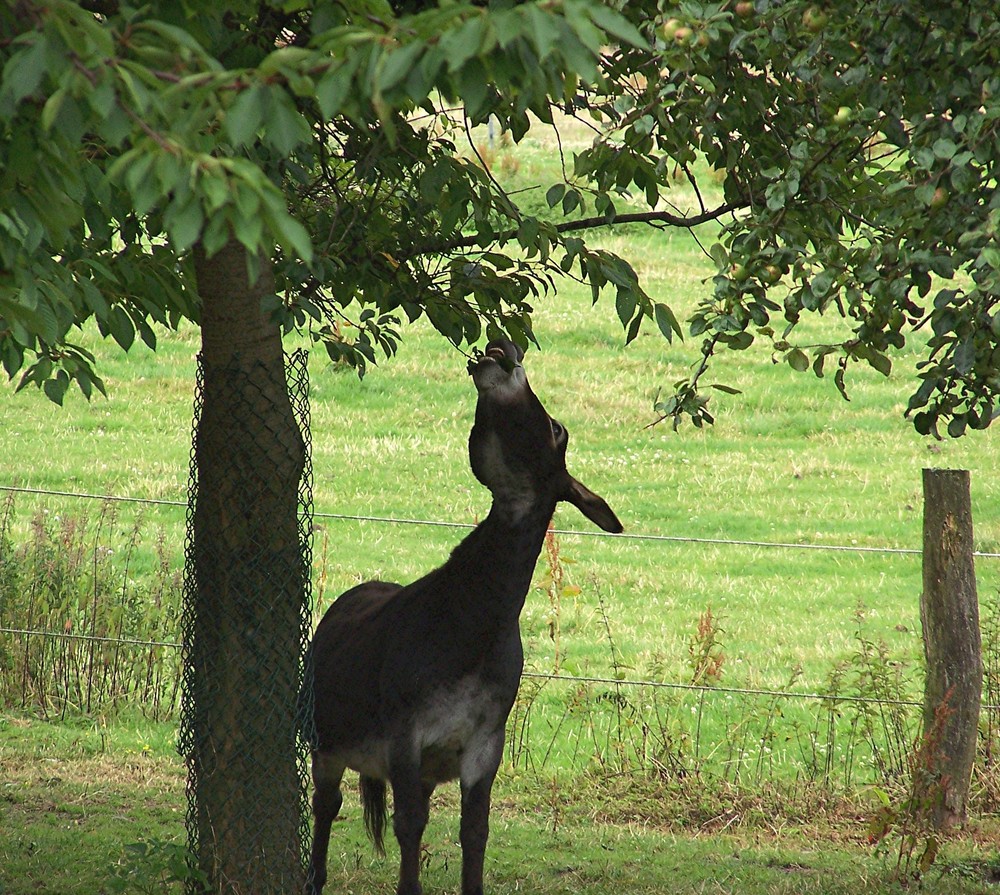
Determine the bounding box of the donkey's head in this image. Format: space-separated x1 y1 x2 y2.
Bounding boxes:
467 339 622 533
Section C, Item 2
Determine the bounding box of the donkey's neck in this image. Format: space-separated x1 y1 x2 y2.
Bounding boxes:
440 497 556 622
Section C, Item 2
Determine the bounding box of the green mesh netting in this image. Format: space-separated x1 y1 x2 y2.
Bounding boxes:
179 349 313 893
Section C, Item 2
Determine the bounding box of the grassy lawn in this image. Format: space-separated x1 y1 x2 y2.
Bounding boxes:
4 713 1000 895
3 257 998 693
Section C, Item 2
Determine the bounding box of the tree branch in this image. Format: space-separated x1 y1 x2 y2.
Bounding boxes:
407 201 745 259
78 0 120 14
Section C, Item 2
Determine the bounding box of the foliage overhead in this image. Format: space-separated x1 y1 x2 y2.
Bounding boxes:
625 0 1000 438
1 0 1000 437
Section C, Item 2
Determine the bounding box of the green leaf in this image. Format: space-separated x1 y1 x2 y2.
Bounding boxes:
517 217 540 252
272 211 314 264
263 88 312 156
442 17 485 73
108 306 135 352
225 85 266 147
316 63 356 119
458 58 490 120
709 243 728 268
615 288 637 329
765 182 786 212
786 348 809 372
86 80 116 121
36 299 61 345
913 411 935 436
584 4 647 48
626 310 642 343
1 35 52 107
377 42 424 95
933 137 957 160
43 371 69 406
138 20 215 59
546 183 566 208
654 302 681 342
114 150 158 214
40 86 68 132
525 5 561 59
201 172 231 213
722 331 754 350
811 269 835 297
954 336 976 375
867 351 891 377
164 198 204 253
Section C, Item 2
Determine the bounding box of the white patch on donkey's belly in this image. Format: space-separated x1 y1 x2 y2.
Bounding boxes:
413 678 508 783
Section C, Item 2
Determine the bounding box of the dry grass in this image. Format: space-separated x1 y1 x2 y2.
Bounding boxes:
0 714 186 894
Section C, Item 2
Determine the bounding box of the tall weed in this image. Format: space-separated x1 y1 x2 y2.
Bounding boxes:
976 589 1000 811
507 596 932 833
0 496 182 719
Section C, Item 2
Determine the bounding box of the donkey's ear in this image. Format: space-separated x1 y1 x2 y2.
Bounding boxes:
565 477 623 534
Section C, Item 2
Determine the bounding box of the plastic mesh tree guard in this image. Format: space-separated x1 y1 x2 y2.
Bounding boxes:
179 349 313 893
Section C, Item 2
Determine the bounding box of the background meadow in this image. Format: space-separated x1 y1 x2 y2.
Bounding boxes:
3 201 997 695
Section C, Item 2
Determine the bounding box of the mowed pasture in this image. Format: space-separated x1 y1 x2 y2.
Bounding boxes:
3 125 1000 892
3 211 999 694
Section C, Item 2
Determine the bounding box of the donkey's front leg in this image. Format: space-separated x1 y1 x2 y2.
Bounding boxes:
391 766 434 895
459 734 503 895
459 776 494 895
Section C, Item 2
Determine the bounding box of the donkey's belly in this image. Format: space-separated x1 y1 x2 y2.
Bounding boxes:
413 677 514 784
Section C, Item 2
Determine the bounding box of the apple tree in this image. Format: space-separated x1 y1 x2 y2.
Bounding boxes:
0 1 651 891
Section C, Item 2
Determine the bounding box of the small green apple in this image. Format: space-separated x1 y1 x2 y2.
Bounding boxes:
662 18 682 41
930 186 950 210
730 263 750 282
833 105 853 126
761 264 782 285
802 5 828 32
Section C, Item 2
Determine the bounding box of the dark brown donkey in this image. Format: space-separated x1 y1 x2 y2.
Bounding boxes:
303 339 622 895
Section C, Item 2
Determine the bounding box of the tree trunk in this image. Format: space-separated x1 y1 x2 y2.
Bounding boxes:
184 238 307 892
919 468 981 831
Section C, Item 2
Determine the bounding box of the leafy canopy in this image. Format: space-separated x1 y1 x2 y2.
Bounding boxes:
0 0 660 401
2 0 1000 437
626 0 1000 439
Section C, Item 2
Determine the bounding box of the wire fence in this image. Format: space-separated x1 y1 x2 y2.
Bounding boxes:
2 480 1000 712
0 624 937 709
5 478 1000 805
176 349 314 892
4 482 1000 558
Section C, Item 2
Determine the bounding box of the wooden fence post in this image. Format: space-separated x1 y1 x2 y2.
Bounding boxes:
920 468 981 830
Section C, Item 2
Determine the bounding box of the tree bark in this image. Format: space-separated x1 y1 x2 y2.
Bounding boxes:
185 238 307 892
919 468 981 831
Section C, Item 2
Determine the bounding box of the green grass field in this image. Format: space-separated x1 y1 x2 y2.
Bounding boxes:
3 120 1000 892
3 715 1000 894
3 226 998 691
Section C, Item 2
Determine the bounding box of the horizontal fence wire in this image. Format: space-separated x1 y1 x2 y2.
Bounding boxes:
0 627 182 650
519 671 927 708
5 482 1000 714
4 484 1000 558
7 626 1000 712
